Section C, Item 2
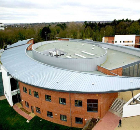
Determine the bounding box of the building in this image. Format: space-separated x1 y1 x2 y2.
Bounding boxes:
1 38 140 128
0 23 4 30
102 35 140 48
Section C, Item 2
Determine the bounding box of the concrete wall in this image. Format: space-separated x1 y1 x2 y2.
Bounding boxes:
32 41 107 72
19 82 118 128
114 35 135 46
1 65 13 106
123 93 140 117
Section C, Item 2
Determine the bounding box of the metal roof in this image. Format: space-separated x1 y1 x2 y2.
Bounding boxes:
1 39 140 93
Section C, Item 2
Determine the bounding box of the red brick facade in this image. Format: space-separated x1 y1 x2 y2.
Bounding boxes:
97 66 122 76
26 39 34 50
19 82 118 128
104 37 114 44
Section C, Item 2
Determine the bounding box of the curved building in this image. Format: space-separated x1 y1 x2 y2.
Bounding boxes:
1 38 140 128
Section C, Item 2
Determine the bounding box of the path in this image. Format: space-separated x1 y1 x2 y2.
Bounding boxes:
93 111 121 130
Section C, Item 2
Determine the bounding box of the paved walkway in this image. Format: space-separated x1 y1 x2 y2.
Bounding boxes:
13 104 34 121
93 111 121 130
0 96 6 100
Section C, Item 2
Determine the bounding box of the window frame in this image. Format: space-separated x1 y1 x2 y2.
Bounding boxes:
34 91 39 98
36 107 41 113
75 117 83 124
87 99 98 112
23 87 27 93
75 100 82 107
25 101 29 108
60 114 67 121
47 111 53 118
59 98 66 105
45 95 51 102
29 89 31 95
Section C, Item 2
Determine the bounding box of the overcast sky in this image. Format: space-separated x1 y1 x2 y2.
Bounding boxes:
1 0 140 23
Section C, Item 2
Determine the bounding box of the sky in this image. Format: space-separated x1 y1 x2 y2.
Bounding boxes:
0 0 140 23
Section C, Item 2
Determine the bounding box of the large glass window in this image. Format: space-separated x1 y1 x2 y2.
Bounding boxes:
25 101 29 108
60 115 67 121
45 95 51 102
75 100 82 107
75 117 83 124
34 91 39 98
47 111 53 118
59 98 66 105
36 107 41 113
23 87 27 93
87 99 98 112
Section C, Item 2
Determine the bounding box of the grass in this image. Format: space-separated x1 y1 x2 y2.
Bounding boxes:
0 99 81 130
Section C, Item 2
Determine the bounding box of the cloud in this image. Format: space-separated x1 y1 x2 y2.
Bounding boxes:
0 0 140 23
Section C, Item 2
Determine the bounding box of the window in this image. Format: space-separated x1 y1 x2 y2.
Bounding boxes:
29 89 31 95
120 41 121 43
60 115 67 121
23 87 27 93
112 41 114 43
34 91 39 98
59 98 66 105
25 101 29 108
47 111 53 118
36 107 41 113
45 95 51 102
75 100 82 107
87 99 98 112
115 41 117 43
75 117 83 124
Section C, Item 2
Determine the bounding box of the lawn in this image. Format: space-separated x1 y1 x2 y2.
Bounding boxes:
0 100 81 130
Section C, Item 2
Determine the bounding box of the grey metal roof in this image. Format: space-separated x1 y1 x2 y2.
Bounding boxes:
7 39 32 49
1 40 140 93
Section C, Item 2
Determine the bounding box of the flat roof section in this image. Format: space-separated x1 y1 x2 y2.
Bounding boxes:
35 41 105 58
101 49 140 70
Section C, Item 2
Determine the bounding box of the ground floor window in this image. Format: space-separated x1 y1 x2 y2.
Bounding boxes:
36 107 41 113
87 99 98 112
25 101 29 108
60 115 67 121
47 111 53 118
75 117 83 124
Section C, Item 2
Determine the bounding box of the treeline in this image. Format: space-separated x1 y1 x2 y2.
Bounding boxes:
0 19 140 48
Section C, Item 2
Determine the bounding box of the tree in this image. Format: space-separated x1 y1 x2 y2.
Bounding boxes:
41 27 51 41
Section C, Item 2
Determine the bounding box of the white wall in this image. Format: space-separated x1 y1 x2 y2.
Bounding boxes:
1 65 13 106
123 93 140 117
114 35 135 46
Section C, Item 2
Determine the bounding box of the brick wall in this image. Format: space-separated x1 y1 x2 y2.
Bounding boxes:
26 39 34 50
19 82 117 128
97 66 122 76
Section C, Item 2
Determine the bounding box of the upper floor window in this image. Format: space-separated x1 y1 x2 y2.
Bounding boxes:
60 115 67 121
23 87 27 93
45 95 51 102
25 101 29 108
34 91 39 98
59 98 66 105
75 100 82 107
115 41 117 43
47 111 53 118
36 107 41 113
29 89 31 95
87 99 98 112
75 117 83 124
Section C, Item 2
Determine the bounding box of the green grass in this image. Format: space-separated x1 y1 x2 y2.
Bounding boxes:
0 100 81 130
